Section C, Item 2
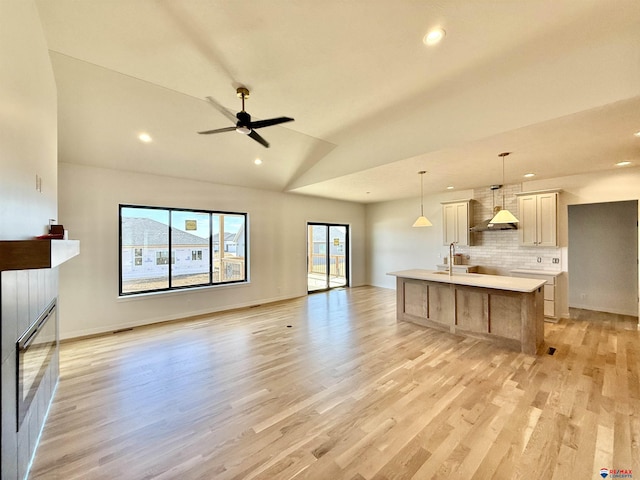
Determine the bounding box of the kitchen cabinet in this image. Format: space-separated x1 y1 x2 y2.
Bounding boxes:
442 199 473 246
511 269 561 322
515 190 560 247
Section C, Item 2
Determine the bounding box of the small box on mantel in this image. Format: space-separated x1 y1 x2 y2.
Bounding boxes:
50 225 64 235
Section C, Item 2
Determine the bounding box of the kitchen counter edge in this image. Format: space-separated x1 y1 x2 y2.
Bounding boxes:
387 269 546 293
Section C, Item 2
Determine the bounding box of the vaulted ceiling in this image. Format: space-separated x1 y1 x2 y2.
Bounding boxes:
36 0 640 203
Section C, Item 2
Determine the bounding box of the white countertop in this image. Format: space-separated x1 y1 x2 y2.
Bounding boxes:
510 269 562 277
388 269 546 293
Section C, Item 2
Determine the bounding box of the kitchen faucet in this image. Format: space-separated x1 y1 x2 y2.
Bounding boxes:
449 242 457 276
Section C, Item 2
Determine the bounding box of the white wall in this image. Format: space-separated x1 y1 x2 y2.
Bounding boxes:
1 2 59 479
366 189 473 289
366 166 640 319
0 0 57 239
57 163 366 339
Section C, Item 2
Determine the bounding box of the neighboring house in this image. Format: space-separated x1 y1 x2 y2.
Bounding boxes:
121 217 243 282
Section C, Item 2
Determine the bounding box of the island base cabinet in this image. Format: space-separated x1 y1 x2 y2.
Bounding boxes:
427 283 454 327
402 280 428 319
455 288 487 333
396 277 544 355
487 294 522 340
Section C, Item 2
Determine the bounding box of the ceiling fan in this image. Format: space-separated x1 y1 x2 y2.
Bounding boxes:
198 87 294 148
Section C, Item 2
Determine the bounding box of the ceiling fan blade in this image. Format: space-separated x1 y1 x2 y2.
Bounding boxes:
249 117 294 130
248 130 270 148
198 126 237 135
204 96 238 123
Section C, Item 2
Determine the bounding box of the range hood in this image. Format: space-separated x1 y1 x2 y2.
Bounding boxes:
470 206 518 232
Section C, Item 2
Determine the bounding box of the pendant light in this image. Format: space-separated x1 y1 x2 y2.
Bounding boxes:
489 152 519 225
412 171 432 227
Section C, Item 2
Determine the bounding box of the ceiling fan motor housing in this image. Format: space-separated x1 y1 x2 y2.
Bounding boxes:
236 110 251 129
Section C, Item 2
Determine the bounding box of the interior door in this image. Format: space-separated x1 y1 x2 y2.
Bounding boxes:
307 223 349 292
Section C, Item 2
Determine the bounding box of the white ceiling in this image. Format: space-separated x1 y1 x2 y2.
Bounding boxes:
36 0 640 203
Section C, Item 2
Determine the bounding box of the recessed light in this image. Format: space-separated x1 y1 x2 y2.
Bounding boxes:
254 158 263 165
138 132 152 143
616 161 632 167
446 186 454 190
523 173 536 178
634 131 640 137
423 28 446 46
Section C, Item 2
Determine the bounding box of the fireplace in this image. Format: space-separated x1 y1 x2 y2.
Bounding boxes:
17 298 57 430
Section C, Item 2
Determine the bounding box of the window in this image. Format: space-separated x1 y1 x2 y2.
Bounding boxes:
134 248 143 266
119 205 247 295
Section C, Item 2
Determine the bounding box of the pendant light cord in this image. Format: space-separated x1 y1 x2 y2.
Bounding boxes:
419 170 426 215
499 152 510 208
420 174 424 215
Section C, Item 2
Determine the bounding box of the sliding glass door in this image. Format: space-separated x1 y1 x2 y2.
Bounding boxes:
307 223 349 292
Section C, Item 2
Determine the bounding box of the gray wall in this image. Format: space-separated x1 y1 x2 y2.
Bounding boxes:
568 200 638 315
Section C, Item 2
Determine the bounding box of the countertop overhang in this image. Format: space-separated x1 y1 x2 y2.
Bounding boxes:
388 269 546 293
510 269 562 277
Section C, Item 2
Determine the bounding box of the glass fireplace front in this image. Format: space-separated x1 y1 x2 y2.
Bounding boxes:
16 298 57 430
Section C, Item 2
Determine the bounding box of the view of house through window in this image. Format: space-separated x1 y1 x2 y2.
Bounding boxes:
120 205 247 295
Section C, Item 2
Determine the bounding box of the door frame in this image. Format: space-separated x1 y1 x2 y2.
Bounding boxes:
307 222 350 293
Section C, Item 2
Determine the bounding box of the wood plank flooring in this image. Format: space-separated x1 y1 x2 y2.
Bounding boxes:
28 287 640 479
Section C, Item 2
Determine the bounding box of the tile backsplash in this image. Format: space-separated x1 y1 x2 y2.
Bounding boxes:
446 184 562 275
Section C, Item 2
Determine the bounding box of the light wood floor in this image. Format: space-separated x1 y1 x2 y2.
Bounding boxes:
29 286 640 479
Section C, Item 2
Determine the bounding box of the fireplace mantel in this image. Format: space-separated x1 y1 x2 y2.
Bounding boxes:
0 239 80 271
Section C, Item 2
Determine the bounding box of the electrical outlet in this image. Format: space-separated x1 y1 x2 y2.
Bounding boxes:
552 258 560 264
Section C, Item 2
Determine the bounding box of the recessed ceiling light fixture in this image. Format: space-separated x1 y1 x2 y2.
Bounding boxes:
634 131 640 137
138 132 152 143
523 173 536 178
423 28 446 46
446 186 454 190
616 161 632 167
254 158 263 165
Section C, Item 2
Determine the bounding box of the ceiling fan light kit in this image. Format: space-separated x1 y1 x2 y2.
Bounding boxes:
198 87 294 148
489 152 520 225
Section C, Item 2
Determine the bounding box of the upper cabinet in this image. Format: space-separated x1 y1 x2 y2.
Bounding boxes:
515 190 560 247
442 200 473 246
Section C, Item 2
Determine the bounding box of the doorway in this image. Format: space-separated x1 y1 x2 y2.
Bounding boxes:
568 200 638 316
307 223 349 292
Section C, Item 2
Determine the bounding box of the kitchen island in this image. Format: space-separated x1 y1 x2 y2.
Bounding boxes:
388 269 546 354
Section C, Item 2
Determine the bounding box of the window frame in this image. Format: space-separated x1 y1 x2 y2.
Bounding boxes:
119 204 248 296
